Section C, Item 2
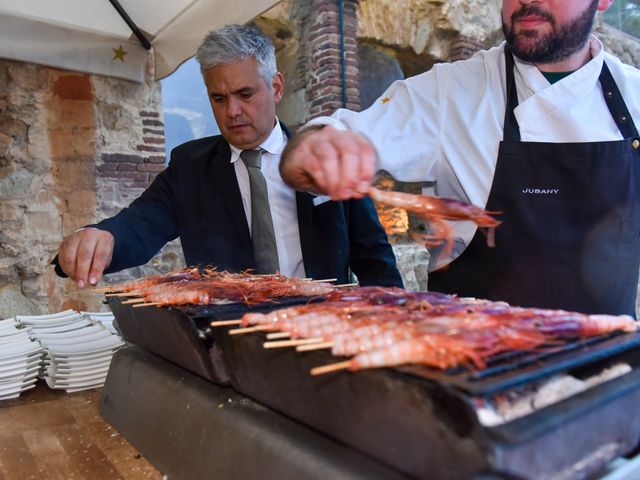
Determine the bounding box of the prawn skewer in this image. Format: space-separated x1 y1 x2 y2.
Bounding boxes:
368 187 501 255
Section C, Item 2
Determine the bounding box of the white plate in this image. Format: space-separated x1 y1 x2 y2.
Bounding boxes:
52 360 111 374
19 313 84 326
0 331 31 344
52 358 111 376
38 330 112 347
0 355 41 373
16 309 77 322
0 368 39 383
0 383 36 400
28 320 92 334
0 359 41 377
48 336 124 356
0 376 38 395
45 375 103 390
48 370 108 386
64 383 104 393
48 374 107 388
0 364 40 381
0 341 43 359
53 364 110 379
82 311 114 317
34 325 107 342
0 320 18 331
51 350 116 364
0 329 31 341
47 358 111 373
0 342 45 365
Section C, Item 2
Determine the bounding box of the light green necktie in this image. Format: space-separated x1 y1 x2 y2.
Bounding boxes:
240 149 280 274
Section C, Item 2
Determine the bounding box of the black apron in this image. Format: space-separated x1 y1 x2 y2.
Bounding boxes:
428 50 640 316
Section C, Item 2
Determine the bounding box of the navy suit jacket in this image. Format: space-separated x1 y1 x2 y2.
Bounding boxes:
56 132 402 287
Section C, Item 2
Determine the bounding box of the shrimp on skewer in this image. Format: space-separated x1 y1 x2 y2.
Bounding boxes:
351 334 486 371
367 187 501 256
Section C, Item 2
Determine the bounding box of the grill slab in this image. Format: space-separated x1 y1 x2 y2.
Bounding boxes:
214 329 640 479
99 346 408 480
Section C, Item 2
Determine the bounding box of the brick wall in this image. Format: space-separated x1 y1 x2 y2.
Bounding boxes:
307 0 360 119
0 57 172 316
98 111 165 189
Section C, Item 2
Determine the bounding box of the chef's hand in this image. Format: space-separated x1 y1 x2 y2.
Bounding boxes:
280 126 378 200
57 228 114 288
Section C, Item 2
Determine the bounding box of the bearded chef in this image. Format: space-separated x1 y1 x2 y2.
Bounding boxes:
280 0 640 316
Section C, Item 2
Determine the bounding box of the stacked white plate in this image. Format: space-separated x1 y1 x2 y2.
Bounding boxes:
82 311 118 334
0 317 44 400
16 310 124 393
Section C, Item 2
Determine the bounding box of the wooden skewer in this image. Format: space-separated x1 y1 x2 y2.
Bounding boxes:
105 292 138 297
90 286 115 293
263 338 324 349
210 319 242 327
297 341 334 352
229 325 272 335
312 278 337 283
334 283 358 288
121 298 146 304
311 361 352 376
133 302 161 308
266 331 290 340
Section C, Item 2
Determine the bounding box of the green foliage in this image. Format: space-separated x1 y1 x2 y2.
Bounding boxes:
603 0 640 38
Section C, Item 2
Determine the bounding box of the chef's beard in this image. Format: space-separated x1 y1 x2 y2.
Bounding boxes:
502 0 599 64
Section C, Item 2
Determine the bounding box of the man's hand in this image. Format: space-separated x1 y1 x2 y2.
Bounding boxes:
57 228 114 288
280 126 378 200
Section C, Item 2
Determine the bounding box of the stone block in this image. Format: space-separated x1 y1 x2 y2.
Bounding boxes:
24 212 63 242
101 153 145 163
146 155 166 164
52 74 93 101
47 100 95 128
0 283 33 319
143 128 165 136
142 119 164 128
51 155 96 191
136 144 164 153
99 104 136 131
116 162 139 172
137 163 166 173
0 201 26 221
392 243 430 292
48 128 96 158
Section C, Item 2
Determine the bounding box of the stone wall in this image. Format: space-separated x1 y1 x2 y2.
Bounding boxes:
0 58 179 317
260 0 361 129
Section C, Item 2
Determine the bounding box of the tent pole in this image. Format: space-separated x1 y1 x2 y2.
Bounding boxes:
108 0 152 50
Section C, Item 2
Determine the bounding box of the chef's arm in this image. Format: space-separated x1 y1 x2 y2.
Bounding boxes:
281 74 441 198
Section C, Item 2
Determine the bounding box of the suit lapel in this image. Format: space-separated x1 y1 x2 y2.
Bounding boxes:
296 191 314 276
212 140 251 242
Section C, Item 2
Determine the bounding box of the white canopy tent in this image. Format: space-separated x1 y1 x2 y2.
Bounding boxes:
0 0 281 82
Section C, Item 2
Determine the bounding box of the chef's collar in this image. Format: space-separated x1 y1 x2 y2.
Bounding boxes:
229 118 286 164
512 35 604 97
512 36 606 138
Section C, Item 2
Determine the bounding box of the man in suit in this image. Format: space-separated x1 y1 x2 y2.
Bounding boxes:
54 24 402 289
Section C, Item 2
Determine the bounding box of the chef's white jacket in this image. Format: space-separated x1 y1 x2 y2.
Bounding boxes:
306 36 640 270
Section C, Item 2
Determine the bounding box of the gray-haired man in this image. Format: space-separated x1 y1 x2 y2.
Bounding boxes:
54 24 403 288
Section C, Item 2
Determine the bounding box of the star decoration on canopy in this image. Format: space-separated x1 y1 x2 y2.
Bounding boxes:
112 45 127 62
381 97 391 104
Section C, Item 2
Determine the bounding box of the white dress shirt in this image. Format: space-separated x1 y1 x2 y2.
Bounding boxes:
307 36 640 270
229 121 306 278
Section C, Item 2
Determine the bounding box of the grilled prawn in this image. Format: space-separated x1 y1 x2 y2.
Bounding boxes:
368 187 501 255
